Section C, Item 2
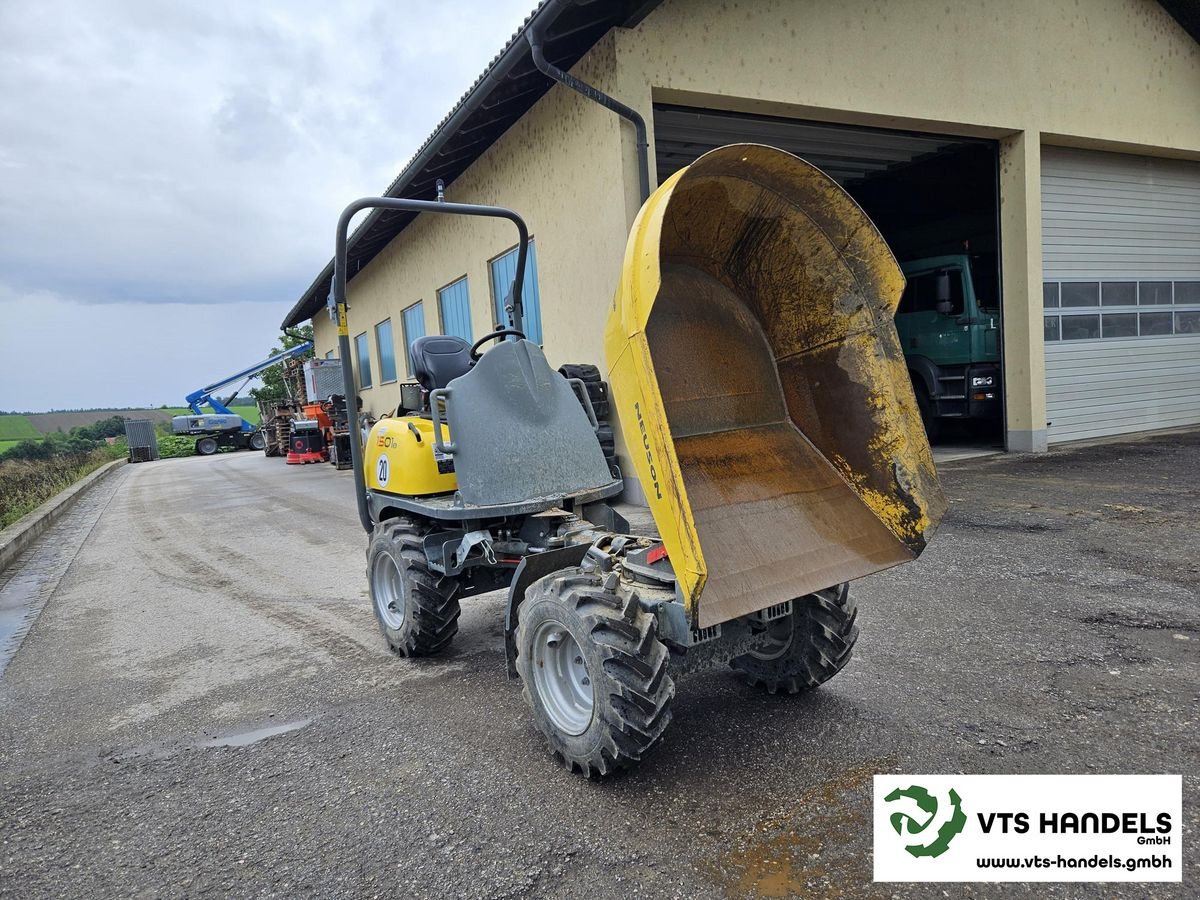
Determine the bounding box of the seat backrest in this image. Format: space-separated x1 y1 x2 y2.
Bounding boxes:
444 340 615 507
411 335 473 392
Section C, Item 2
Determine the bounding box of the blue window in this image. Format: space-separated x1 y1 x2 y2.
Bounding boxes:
401 302 426 375
489 240 542 344
354 332 372 389
437 277 473 342
375 318 397 383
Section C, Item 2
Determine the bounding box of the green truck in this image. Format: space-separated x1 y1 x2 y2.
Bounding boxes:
897 253 1002 438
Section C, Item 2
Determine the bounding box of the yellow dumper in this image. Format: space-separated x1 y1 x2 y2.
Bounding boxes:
336 145 944 776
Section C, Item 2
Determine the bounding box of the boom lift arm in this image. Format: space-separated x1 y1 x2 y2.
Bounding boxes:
185 340 314 430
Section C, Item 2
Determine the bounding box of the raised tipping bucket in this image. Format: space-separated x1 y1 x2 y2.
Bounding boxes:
605 144 946 628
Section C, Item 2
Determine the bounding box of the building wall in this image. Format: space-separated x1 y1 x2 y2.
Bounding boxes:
613 0 1200 452
313 34 633 418
314 0 1200 483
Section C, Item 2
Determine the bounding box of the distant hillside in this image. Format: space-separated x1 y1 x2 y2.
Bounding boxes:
10 407 261 435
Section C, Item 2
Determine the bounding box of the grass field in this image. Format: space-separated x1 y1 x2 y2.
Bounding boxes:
0 415 40 441
0 439 25 453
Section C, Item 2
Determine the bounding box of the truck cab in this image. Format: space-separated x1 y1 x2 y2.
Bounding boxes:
897 253 1001 437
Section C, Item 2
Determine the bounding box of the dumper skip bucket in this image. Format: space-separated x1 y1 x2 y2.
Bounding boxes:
605 144 946 628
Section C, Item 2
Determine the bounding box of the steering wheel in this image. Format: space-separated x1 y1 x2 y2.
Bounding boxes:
470 329 526 360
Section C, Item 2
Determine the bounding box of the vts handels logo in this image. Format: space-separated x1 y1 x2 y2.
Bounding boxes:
884 785 968 858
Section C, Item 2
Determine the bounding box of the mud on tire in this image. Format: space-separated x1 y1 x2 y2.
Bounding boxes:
366 517 461 656
731 584 858 694
516 568 674 777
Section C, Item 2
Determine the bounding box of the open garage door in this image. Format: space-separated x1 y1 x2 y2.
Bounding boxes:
654 106 1002 451
1041 147 1200 444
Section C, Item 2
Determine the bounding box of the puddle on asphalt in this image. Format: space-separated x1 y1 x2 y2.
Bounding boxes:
711 760 884 898
199 718 312 748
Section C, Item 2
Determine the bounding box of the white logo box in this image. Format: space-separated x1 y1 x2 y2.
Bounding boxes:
873 774 1182 883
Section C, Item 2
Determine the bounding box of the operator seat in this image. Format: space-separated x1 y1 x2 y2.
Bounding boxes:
411 335 473 392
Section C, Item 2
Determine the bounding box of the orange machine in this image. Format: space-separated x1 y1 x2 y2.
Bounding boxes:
285 403 331 465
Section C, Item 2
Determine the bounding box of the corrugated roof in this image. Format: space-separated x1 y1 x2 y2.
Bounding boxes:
282 0 662 328
282 0 1200 329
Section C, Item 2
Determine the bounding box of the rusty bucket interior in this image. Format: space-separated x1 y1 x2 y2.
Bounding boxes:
642 145 946 628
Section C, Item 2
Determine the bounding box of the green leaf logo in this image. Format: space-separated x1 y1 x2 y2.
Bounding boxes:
884 785 967 858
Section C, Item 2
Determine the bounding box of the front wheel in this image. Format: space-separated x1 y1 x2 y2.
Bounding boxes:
913 382 941 443
731 584 859 694
248 431 265 451
366 518 461 656
516 568 674 777
195 437 218 456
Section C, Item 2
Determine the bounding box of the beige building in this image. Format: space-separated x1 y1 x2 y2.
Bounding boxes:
283 0 1200 498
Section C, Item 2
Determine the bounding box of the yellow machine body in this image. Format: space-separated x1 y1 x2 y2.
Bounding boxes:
364 415 457 496
604 144 946 629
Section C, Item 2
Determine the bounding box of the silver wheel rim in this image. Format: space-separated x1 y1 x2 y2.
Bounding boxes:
371 552 406 631
531 619 593 736
749 615 795 661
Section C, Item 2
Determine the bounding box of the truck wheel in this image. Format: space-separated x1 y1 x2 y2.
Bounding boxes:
516 568 674 777
195 437 218 456
913 382 941 442
366 518 460 656
731 584 858 694
248 431 265 451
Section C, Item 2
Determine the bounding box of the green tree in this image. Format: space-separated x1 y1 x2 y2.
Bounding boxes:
249 325 314 403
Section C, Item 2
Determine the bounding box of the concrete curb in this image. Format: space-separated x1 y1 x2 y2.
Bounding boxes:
0 458 126 575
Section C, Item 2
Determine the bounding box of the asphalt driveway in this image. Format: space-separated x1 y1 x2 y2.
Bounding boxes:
0 430 1196 898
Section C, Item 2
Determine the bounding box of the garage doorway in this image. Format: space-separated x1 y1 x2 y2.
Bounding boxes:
653 105 1003 456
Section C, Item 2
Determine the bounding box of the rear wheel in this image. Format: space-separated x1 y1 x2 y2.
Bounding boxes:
248 431 265 451
195 437 218 456
367 518 461 656
731 584 858 694
516 568 674 777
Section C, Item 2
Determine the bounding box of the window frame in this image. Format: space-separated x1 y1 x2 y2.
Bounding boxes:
488 238 542 344
374 317 398 384
354 331 373 389
1041 279 1200 342
436 274 473 342
400 301 426 378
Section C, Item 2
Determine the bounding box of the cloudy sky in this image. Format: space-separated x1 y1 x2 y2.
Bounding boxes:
0 0 535 411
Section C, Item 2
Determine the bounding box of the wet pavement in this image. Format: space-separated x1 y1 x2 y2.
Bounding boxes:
0 433 1196 898
0 469 127 677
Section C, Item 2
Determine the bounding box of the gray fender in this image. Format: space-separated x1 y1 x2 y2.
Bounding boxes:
503 544 591 679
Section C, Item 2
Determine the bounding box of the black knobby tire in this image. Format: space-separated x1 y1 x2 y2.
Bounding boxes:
516 568 674 777
559 363 617 468
195 437 218 456
558 363 602 383
366 518 461 657
731 584 859 694
249 431 266 451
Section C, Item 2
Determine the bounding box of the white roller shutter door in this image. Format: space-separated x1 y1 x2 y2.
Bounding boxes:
1041 147 1200 443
